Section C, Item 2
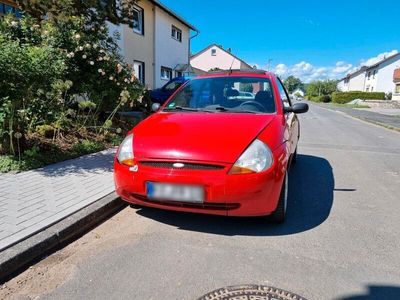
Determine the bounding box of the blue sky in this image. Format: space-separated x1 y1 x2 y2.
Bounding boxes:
160 0 399 82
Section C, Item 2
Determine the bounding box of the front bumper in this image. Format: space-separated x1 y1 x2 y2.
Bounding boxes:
114 146 287 217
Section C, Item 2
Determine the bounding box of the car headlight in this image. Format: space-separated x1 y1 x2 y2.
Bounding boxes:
117 134 134 166
229 139 273 174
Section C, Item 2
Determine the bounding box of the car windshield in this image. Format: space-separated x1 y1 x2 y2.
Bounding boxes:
163 79 183 91
163 76 275 113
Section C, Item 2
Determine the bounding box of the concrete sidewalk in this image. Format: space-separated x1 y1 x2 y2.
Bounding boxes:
0 149 117 252
316 103 400 131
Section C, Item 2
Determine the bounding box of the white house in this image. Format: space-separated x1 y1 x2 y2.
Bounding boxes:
337 67 367 92
190 44 253 72
338 52 400 95
110 0 198 89
291 88 305 98
393 68 400 100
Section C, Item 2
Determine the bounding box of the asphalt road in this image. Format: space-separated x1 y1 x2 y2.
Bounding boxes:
2 103 400 300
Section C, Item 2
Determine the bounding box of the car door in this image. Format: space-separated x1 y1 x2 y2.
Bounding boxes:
276 78 299 158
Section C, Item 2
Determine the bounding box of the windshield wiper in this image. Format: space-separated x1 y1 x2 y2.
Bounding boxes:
163 106 199 112
201 106 231 113
202 106 260 114
229 109 261 114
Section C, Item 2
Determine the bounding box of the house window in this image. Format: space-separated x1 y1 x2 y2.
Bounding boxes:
367 71 371 80
133 61 145 84
171 25 182 42
132 5 144 35
373 70 377 79
371 87 374 92
161 67 172 81
395 84 400 93
175 71 183 77
211 49 217 56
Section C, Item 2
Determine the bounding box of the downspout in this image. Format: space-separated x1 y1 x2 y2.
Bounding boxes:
153 4 156 89
188 29 199 75
363 70 367 92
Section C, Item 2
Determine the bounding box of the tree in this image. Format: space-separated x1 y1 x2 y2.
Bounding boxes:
239 83 253 93
283 76 303 94
16 0 137 26
306 80 338 98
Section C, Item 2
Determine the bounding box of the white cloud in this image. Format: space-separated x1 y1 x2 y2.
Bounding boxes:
332 61 353 74
360 50 398 67
272 61 351 83
272 49 399 82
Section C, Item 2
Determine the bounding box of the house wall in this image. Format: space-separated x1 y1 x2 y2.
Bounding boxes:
190 45 243 72
376 56 400 93
364 68 378 92
240 61 252 70
292 89 305 97
154 6 190 88
107 22 125 57
337 79 347 92
348 71 366 91
120 0 155 89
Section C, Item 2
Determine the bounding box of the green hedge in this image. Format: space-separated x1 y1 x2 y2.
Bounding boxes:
319 95 331 103
332 91 385 104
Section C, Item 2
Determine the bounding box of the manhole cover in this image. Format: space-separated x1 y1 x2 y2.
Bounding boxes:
197 284 307 300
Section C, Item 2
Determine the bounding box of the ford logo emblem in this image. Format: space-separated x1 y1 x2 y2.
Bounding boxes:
173 163 185 168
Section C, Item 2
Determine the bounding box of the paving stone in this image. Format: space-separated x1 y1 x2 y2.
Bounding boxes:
0 148 116 251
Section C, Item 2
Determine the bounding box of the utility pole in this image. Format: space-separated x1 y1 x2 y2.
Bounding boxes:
267 59 273 72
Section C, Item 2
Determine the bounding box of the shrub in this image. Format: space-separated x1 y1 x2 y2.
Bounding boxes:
319 95 331 103
0 15 144 157
72 140 104 155
307 96 320 102
36 125 56 138
294 92 302 98
332 91 385 104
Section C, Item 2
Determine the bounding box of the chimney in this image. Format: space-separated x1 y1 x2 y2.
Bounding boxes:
227 48 232 53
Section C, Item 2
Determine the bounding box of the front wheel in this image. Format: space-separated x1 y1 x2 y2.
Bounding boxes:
269 171 288 223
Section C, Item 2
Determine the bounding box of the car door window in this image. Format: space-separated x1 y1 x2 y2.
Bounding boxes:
276 78 291 110
163 80 182 92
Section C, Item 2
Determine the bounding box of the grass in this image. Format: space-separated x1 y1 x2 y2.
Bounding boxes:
313 101 371 109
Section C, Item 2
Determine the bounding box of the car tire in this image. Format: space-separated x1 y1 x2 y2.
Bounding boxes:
269 171 288 223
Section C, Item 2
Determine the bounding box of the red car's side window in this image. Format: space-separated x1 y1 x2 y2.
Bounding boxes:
276 78 292 110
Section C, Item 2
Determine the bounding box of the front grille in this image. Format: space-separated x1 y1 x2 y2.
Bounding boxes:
131 194 240 210
140 161 225 170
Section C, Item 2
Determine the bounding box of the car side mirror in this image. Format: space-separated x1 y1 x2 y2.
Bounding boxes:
284 102 309 114
151 103 161 112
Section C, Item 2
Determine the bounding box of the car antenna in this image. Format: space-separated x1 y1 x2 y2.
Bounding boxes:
229 57 236 74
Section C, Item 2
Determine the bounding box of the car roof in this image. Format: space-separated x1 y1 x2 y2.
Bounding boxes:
195 69 275 79
173 76 192 81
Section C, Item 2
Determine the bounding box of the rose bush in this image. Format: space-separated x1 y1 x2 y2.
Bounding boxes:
0 15 144 160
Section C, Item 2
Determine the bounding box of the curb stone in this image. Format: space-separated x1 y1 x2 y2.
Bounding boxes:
0 192 126 283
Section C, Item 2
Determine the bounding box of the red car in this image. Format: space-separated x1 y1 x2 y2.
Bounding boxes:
114 70 308 222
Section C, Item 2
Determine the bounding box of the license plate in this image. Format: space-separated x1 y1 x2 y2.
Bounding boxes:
146 182 204 203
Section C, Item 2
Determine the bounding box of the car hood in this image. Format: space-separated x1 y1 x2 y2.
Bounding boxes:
133 112 276 163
